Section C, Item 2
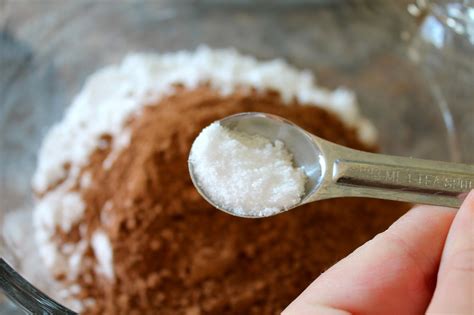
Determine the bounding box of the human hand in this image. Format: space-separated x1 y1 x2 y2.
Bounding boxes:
283 190 474 315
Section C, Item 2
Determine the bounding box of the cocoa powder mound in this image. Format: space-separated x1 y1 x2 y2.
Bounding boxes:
65 86 408 314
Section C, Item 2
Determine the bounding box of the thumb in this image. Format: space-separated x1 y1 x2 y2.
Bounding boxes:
427 190 474 314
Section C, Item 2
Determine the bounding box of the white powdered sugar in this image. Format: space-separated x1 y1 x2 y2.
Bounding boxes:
189 123 307 216
91 230 114 280
32 46 377 290
34 191 85 234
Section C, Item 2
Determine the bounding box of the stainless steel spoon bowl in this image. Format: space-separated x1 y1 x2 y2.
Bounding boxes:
189 112 474 218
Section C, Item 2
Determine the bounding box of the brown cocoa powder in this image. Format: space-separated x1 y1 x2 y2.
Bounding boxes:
59 86 408 314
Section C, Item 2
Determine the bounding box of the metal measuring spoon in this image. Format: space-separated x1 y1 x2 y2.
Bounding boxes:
188 112 474 218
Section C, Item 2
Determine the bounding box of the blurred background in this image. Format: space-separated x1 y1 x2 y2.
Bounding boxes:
0 0 473 313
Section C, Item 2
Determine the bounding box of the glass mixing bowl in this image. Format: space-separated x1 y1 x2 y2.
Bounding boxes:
0 0 472 313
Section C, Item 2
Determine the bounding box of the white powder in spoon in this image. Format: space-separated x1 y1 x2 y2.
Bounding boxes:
189 122 307 217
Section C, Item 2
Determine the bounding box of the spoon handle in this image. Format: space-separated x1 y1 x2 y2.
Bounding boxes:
319 141 473 208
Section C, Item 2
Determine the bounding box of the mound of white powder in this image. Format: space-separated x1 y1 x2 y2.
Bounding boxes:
189 123 307 217
30 46 377 300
